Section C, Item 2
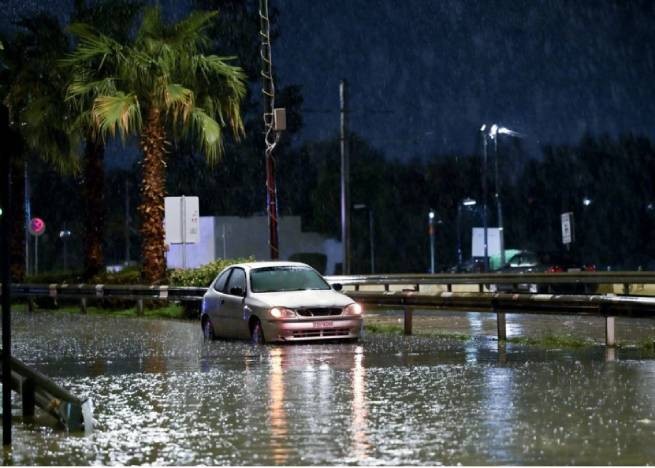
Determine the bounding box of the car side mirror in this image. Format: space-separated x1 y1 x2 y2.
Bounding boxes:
230 286 245 297
332 283 343 291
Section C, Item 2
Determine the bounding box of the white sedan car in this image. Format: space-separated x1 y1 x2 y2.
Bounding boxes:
201 261 364 343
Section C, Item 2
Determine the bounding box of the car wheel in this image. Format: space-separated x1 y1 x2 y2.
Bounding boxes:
203 317 215 341
251 318 265 345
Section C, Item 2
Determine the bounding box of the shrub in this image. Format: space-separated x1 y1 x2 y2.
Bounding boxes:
169 257 255 287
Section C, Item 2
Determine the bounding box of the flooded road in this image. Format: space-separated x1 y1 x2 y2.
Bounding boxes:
2 309 655 465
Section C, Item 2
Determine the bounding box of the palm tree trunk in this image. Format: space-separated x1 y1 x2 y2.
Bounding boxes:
82 135 105 278
139 107 167 283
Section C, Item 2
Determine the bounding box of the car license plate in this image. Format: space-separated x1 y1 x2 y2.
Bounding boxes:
313 321 333 328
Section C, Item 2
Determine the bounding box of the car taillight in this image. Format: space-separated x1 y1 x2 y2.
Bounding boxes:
547 265 564 273
343 303 363 316
584 264 597 272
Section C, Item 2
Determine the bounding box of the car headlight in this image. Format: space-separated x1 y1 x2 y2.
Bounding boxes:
343 303 363 316
269 307 296 319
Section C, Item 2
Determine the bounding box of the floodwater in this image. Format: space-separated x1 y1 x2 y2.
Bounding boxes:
2 308 655 465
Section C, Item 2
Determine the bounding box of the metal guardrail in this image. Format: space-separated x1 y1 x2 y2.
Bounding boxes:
0 352 91 432
3 272 655 346
326 271 655 293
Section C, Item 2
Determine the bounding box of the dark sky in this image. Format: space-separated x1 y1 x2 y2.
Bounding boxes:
3 0 655 161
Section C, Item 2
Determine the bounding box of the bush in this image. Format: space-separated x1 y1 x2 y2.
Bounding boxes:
169 257 255 287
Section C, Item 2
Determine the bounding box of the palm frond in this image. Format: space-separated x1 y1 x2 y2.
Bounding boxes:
164 83 194 125
64 23 125 70
92 92 142 141
190 107 222 165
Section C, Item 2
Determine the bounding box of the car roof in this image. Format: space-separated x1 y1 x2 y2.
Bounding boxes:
229 261 312 271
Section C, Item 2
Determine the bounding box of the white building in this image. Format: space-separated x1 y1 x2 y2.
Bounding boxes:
166 215 342 274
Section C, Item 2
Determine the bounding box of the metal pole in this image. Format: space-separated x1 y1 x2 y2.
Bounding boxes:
34 234 38 276
1 107 13 445
124 179 130 265
181 195 186 269
368 208 375 274
340 79 351 274
259 0 279 260
429 212 435 273
494 135 505 267
24 163 30 275
456 203 463 268
482 131 489 272
63 234 68 271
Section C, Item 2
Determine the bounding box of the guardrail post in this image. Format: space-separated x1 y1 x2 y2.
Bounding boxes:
27 298 34 312
136 299 144 316
478 284 484 293
21 378 35 418
496 311 507 342
447 283 452 292
80 298 87 314
403 307 413 335
623 283 630 295
605 316 616 347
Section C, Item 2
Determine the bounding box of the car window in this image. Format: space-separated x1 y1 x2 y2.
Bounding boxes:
225 268 246 295
212 269 232 293
250 266 331 293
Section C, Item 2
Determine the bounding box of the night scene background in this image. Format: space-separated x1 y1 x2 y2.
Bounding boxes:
2 0 655 276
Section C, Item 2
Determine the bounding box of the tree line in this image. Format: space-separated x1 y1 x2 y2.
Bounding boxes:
3 1 654 279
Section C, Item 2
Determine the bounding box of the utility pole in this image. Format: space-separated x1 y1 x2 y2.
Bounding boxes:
481 125 489 272
340 79 351 274
493 134 505 267
1 106 13 446
260 0 280 259
124 179 130 265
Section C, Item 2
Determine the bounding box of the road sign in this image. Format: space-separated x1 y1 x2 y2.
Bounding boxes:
28 217 45 237
561 212 574 245
165 196 200 244
472 227 501 257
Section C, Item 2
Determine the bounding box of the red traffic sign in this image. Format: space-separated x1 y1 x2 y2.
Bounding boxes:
29 217 46 237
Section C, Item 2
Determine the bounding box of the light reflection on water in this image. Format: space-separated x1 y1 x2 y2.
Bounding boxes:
1 309 655 465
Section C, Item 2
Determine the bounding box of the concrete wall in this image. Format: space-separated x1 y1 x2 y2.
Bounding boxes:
167 215 343 274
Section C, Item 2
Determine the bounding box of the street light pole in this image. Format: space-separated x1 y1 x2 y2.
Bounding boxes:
429 210 436 273
480 125 489 272
456 198 477 269
368 208 375 274
340 79 351 274
491 125 505 267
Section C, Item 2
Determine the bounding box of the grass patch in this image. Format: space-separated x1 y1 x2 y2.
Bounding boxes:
13 303 186 320
507 334 593 348
365 323 404 334
364 322 470 341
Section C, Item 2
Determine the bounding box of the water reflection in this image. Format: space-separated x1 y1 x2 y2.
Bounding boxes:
350 345 371 460
4 310 655 465
268 347 288 464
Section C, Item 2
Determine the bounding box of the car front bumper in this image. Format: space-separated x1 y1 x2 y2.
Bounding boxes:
263 316 364 342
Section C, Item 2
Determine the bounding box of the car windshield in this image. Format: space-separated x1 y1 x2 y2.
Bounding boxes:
250 266 331 293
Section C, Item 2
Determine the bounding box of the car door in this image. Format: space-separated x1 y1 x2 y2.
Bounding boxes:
222 267 250 339
205 268 233 338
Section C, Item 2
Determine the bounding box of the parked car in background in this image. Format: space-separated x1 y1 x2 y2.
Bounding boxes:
201 261 363 343
489 250 597 293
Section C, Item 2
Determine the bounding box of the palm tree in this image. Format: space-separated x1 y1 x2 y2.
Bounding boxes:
67 7 246 282
2 14 80 280
67 0 143 278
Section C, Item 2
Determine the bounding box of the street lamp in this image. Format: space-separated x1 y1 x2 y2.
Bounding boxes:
582 197 592 207
59 228 72 271
456 198 477 268
484 123 524 268
353 203 375 274
428 210 436 273
480 125 489 271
